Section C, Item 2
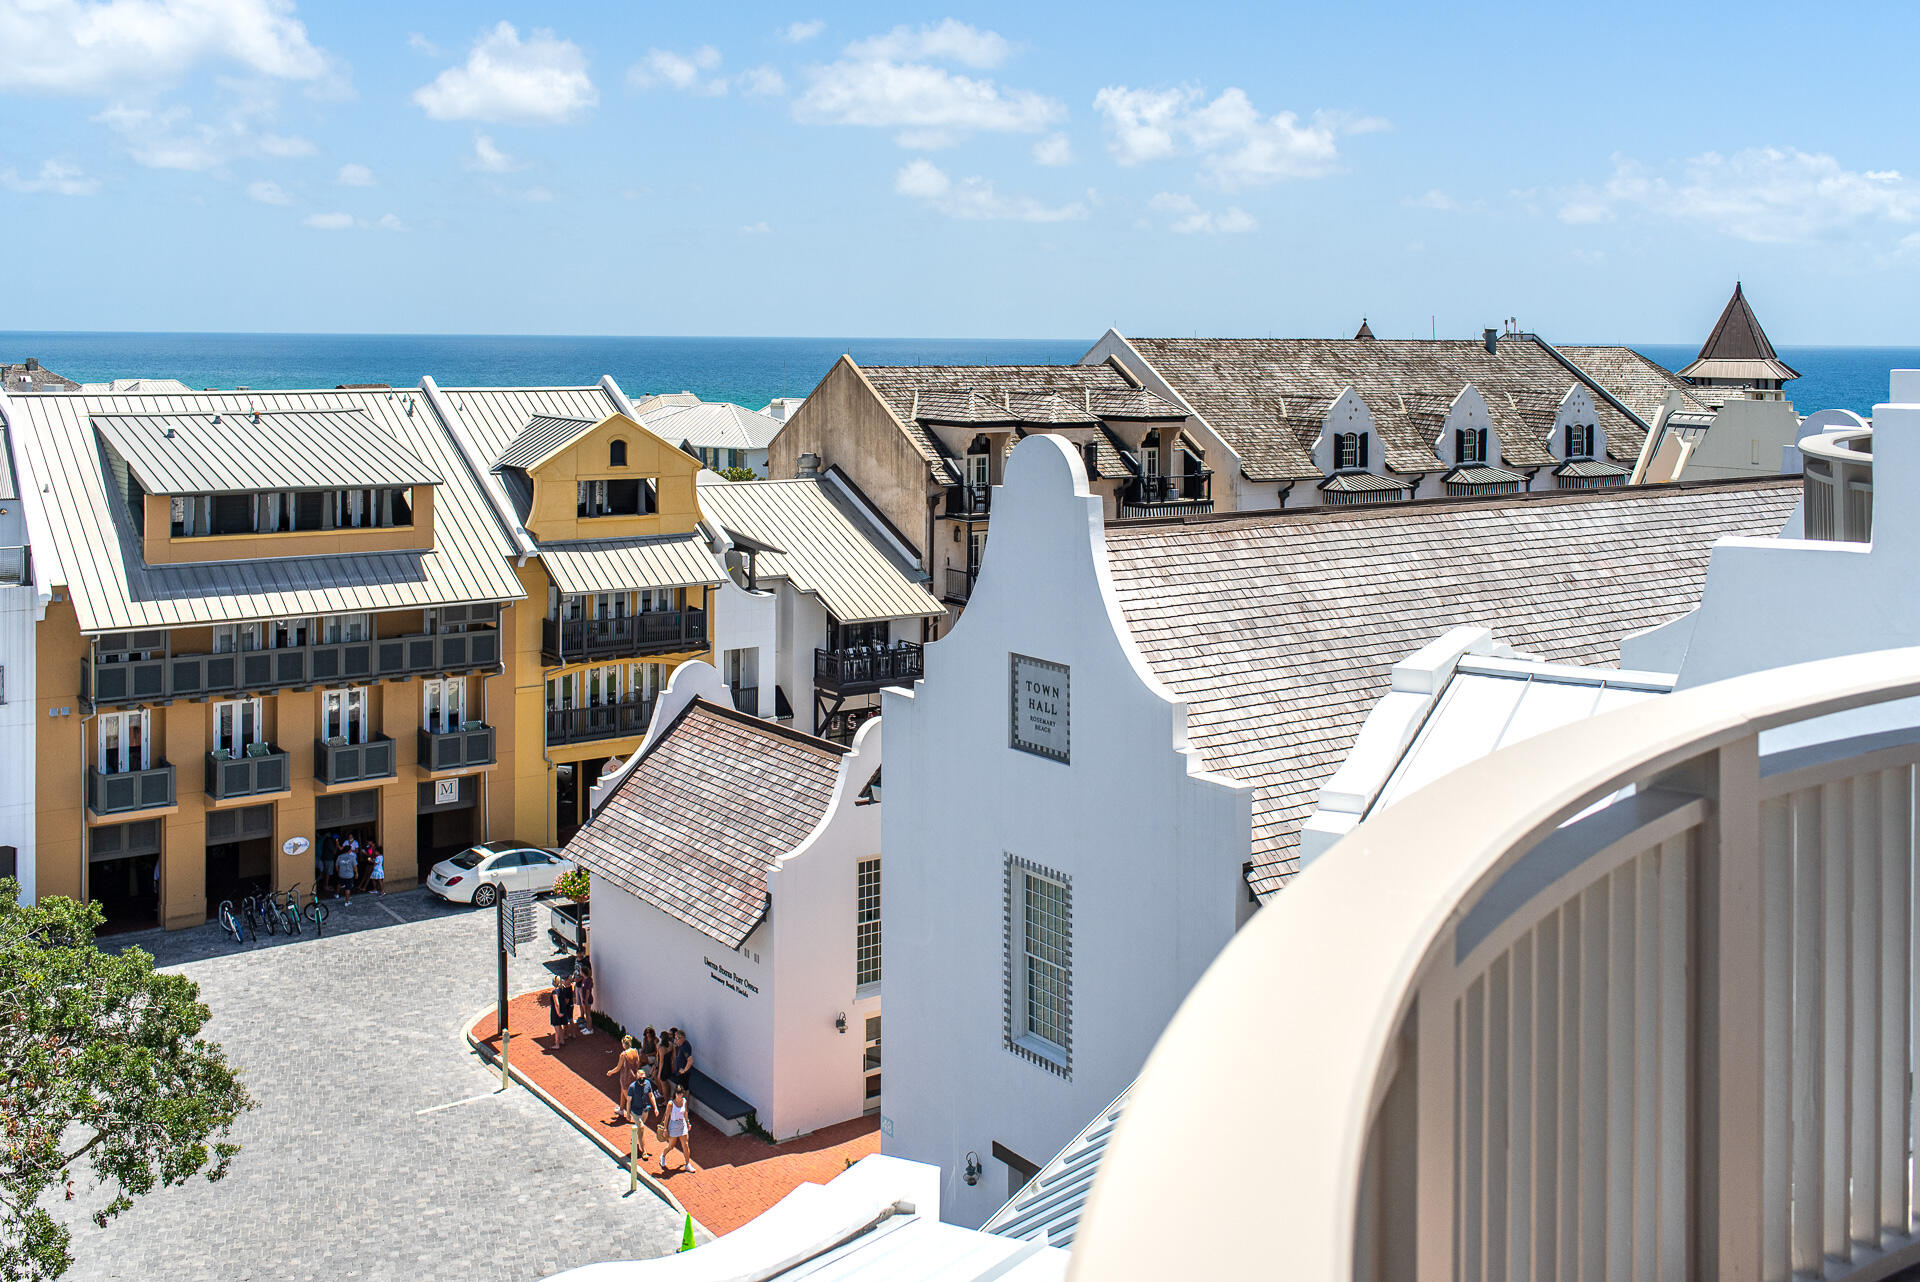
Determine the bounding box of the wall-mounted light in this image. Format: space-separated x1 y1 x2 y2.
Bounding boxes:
835 1011 847 1034
952 525 960 543
963 1151 982 1186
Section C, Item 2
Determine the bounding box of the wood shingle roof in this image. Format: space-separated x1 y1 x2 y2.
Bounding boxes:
1101 477 1803 899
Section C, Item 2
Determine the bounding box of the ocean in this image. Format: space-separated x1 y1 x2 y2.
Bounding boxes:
2 332 1915 418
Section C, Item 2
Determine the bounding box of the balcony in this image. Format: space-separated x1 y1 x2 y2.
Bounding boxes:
944 567 976 604
205 746 291 800
418 724 496 772
1119 470 1214 519
546 695 656 748
1801 425 1873 543
314 735 397 786
943 483 991 519
541 610 708 665
0 545 28 587
814 643 924 695
730 685 759 715
83 629 502 710
1070 645 1920 1282
86 762 176 816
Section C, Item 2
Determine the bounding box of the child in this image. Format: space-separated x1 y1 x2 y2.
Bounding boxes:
368 844 385 896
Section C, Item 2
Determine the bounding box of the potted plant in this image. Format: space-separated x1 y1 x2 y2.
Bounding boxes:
554 867 590 903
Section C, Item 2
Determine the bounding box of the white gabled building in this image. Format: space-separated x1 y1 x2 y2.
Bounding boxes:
0 415 46 894
881 434 1801 1226
568 661 885 1141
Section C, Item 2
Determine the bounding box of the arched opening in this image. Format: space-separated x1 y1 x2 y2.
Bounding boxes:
610 439 628 467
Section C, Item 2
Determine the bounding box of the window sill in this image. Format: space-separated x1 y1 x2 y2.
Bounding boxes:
1013 1033 1069 1071
854 981 882 1001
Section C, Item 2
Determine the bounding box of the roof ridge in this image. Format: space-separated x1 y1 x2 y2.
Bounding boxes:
685 695 851 755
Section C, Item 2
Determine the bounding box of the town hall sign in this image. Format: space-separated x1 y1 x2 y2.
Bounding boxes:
1009 653 1070 764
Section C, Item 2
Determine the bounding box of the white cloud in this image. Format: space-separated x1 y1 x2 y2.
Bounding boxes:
245 178 290 204
893 158 1086 222
630 45 725 95
1556 147 1920 244
376 212 407 231
1149 191 1255 234
741 220 771 234
796 59 1062 147
739 65 786 96
468 133 518 173
0 0 334 95
1095 85 1382 190
336 162 374 186
302 210 354 229
255 132 314 157
1405 187 1456 211
413 22 597 125
846 19 1011 69
1 160 98 195
1032 132 1071 166
782 19 824 42
406 32 441 57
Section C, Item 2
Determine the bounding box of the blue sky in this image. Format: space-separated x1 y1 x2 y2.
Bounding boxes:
2 0 1916 343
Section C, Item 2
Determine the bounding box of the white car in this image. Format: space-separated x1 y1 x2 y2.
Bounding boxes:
427 842 571 907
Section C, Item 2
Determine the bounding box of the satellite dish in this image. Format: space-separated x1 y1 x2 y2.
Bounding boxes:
283 836 311 858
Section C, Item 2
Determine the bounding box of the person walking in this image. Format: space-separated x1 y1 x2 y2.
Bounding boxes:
356 840 375 894
640 1026 660 1080
548 974 574 1049
368 845 385 896
664 1086 692 1174
335 838 358 905
607 1035 643 1122
573 959 594 1035
668 1028 693 1092
627 1068 661 1144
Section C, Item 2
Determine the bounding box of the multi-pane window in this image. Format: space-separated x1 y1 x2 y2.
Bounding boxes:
320 687 369 744
320 613 372 644
1456 427 1488 464
1335 431 1368 471
856 858 882 987
98 710 151 773
1565 423 1596 459
423 678 465 733
212 698 263 757
1022 871 1070 1052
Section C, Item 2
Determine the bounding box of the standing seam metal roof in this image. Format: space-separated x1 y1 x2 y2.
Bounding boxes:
641 401 781 453
537 534 724 596
493 413 598 470
93 409 442 494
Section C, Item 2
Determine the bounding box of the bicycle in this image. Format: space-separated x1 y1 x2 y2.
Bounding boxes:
251 892 278 937
306 892 329 938
217 899 244 945
279 887 303 936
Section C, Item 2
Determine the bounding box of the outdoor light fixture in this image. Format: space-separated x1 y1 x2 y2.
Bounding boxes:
835 1011 847 1034
963 1152 982 1186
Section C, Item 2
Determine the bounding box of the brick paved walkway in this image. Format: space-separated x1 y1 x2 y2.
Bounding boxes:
57 889 682 1281
472 992 881 1235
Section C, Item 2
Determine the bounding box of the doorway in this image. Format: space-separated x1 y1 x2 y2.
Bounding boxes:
555 756 606 844
315 789 381 893
88 818 162 933
416 776 479 881
204 804 274 916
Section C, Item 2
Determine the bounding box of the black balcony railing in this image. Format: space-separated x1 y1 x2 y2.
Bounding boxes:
541 610 708 665
944 483 991 518
730 685 759 714
814 643 924 695
1123 471 1213 507
86 763 176 816
419 724 496 771
314 735 397 786
545 696 657 747
83 629 502 710
205 747 291 801
944 567 977 603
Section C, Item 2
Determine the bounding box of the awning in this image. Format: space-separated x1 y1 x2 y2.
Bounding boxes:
1554 458 1631 479
1318 470 1411 494
539 534 724 596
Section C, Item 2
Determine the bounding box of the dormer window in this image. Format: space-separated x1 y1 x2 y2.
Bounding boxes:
577 478 656 518
169 487 413 536
1335 432 1368 471
1456 428 1489 464
610 440 628 467
964 435 991 489
1565 424 1596 459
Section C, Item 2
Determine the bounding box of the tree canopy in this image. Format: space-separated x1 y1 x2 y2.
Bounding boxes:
0 883 252 1280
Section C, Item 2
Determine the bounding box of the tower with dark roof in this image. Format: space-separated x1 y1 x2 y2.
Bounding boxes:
1678 282 1799 403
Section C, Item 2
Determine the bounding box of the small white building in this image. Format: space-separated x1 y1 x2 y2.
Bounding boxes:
0 416 43 894
638 396 781 480
881 434 1802 1226
568 661 885 1140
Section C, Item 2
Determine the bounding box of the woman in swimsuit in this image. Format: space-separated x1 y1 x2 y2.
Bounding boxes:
665 1086 692 1175
606 1035 643 1121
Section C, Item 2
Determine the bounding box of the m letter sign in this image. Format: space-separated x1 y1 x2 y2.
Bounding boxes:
1009 653 1070 763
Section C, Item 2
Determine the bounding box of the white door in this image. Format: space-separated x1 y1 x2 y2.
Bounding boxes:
99 710 152 773
321 688 369 743
424 678 465 733
213 698 262 757
966 453 989 487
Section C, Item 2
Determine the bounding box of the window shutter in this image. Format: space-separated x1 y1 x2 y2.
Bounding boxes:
1359 433 1370 469
1478 429 1489 461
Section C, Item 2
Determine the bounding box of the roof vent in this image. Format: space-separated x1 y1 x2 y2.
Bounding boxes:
1483 328 1499 354
796 452 822 477
164 427 176 439
210 413 221 425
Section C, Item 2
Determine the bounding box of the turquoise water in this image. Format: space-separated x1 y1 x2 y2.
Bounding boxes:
2 332 1914 417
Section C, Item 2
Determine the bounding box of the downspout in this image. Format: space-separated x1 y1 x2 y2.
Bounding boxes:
1276 481 1295 509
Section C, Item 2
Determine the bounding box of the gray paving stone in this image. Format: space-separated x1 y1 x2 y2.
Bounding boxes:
58 889 681 1281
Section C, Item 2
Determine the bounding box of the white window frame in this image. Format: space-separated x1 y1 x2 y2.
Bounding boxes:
965 452 990 487
423 678 466 733
320 687 370 744
99 709 152 774
212 698 263 758
856 857 882 989
638 587 677 614
1003 856 1071 1076
629 662 664 702
321 613 372 644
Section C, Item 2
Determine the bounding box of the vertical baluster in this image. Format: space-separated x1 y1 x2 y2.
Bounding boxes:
1488 958 1510 1282
1791 788 1826 1277
1823 778 1853 1263
1656 832 1690 1282
1581 884 1610 1282
1464 978 1486 1282
1760 797 1794 1282
1536 913 1562 1282
1630 850 1657 1282
1608 870 1635 1282
1510 936 1534 1282
1562 905 1583 1282
1417 967 1458 1282
1851 771 1884 1248
1879 766 1912 1242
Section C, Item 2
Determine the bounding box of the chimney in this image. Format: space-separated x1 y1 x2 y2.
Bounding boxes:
24 358 39 371
796 451 822 477
1483 328 1498 355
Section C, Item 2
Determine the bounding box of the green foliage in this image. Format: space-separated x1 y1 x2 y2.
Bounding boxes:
0 882 252 1280
553 867 590 903
591 1011 626 1040
718 466 758 482
738 1111 775 1144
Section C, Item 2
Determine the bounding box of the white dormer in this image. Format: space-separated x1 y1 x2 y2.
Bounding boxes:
1549 385 1604 460
1312 387 1376 474
1437 384 1501 468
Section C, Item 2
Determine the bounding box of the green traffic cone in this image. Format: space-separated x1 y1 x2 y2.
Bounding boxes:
679 1213 696 1252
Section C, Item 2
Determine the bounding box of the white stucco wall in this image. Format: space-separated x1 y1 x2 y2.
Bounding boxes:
881 434 1253 1226
0 581 36 897
704 537 777 719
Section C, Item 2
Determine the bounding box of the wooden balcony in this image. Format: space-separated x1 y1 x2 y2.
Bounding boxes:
83 628 502 710
545 696 656 748
541 610 708 665
418 724 496 772
85 762 175 816
205 746 290 800
814 643 924 695
314 735 397 786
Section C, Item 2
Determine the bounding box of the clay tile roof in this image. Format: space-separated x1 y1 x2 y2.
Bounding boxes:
1101 477 1803 900
1678 283 1800 382
563 699 847 949
1126 336 1651 483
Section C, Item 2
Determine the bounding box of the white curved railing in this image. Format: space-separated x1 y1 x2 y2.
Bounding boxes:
1070 646 1920 1282
1802 428 1874 543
